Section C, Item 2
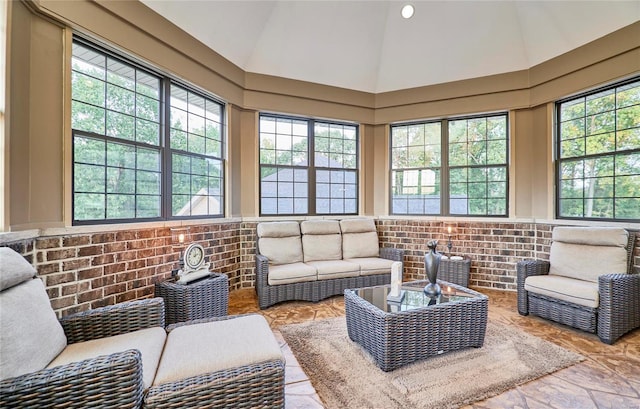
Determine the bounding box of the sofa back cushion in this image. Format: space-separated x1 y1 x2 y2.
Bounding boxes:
301 220 342 262
0 278 68 380
549 227 629 283
257 221 303 265
340 218 379 259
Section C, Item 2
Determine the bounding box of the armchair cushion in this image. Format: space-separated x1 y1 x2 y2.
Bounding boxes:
301 220 342 262
549 227 629 282
0 248 36 291
46 327 166 390
153 315 283 386
525 275 599 308
0 278 67 380
258 222 303 265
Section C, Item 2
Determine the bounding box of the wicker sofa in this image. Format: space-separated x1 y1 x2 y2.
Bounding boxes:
0 248 284 409
517 226 638 344
255 218 404 309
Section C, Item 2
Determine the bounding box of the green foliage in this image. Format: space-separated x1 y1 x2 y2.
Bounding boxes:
71 42 224 222
558 80 640 220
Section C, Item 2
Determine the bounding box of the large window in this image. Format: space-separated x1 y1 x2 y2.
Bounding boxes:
71 39 225 224
259 114 358 215
391 114 508 216
556 77 640 221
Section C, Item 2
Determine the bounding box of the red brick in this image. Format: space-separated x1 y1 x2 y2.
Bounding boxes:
78 289 104 303
78 245 104 257
38 262 61 275
46 272 77 285
62 258 91 271
63 236 91 247
36 237 61 249
78 266 103 280
116 291 137 303
104 262 127 275
46 248 77 261
92 254 115 265
50 296 76 310
92 233 116 244
104 242 126 253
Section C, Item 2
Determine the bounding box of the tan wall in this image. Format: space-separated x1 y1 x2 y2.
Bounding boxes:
5 0 640 231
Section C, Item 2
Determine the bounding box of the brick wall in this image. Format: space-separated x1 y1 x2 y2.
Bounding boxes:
2 219 638 316
2 222 241 317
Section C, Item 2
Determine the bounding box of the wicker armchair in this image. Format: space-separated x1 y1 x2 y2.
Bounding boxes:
0 248 284 409
517 227 638 344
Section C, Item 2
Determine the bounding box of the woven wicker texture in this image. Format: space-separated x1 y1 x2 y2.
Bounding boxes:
256 247 404 309
60 297 165 344
517 231 638 344
155 274 229 325
345 281 488 372
437 258 471 287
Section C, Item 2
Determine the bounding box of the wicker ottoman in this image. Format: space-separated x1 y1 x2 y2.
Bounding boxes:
155 273 229 325
344 280 488 371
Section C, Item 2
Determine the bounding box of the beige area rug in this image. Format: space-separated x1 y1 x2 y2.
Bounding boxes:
280 317 584 409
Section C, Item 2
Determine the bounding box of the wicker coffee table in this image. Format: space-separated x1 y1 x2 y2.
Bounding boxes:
344 280 488 371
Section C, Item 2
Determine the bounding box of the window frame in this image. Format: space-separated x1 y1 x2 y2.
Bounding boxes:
555 76 640 222
389 112 510 217
71 37 226 225
258 113 359 216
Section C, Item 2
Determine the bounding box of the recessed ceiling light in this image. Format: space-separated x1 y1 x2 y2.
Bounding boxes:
401 4 414 19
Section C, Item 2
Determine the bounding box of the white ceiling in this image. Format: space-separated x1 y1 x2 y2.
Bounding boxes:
140 1 640 93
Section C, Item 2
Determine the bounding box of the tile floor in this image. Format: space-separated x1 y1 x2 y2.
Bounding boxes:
228 287 640 409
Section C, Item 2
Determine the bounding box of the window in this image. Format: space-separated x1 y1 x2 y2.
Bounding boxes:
390 114 508 216
556 77 640 221
71 39 225 224
259 114 358 215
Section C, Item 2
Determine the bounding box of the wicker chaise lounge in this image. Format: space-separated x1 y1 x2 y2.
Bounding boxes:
517 226 638 344
255 218 404 309
0 248 284 409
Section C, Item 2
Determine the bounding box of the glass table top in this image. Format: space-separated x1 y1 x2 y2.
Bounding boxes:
353 281 477 313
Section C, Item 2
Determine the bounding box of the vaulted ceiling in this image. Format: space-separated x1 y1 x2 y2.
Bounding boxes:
141 1 640 93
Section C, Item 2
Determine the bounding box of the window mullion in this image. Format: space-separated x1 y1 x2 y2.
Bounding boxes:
162 78 172 220
442 119 450 215
308 120 316 215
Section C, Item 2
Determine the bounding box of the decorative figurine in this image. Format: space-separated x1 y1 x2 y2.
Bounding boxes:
424 239 442 297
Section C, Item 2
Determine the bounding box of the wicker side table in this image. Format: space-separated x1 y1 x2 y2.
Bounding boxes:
438 257 471 287
155 273 229 325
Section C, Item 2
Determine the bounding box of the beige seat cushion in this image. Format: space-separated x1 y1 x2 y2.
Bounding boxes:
306 260 360 280
267 262 317 285
344 257 395 276
525 275 599 308
47 327 166 390
301 220 342 262
153 315 283 386
257 222 303 265
340 219 379 259
1 278 68 380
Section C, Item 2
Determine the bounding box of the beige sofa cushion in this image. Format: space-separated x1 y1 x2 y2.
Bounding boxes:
525 274 599 308
306 260 360 280
47 327 166 390
0 248 37 291
153 315 283 386
267 262 317 285
344 257 395 276
1 278 68 380
341 218 379 259
258 222 303 265
301 220 342 262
